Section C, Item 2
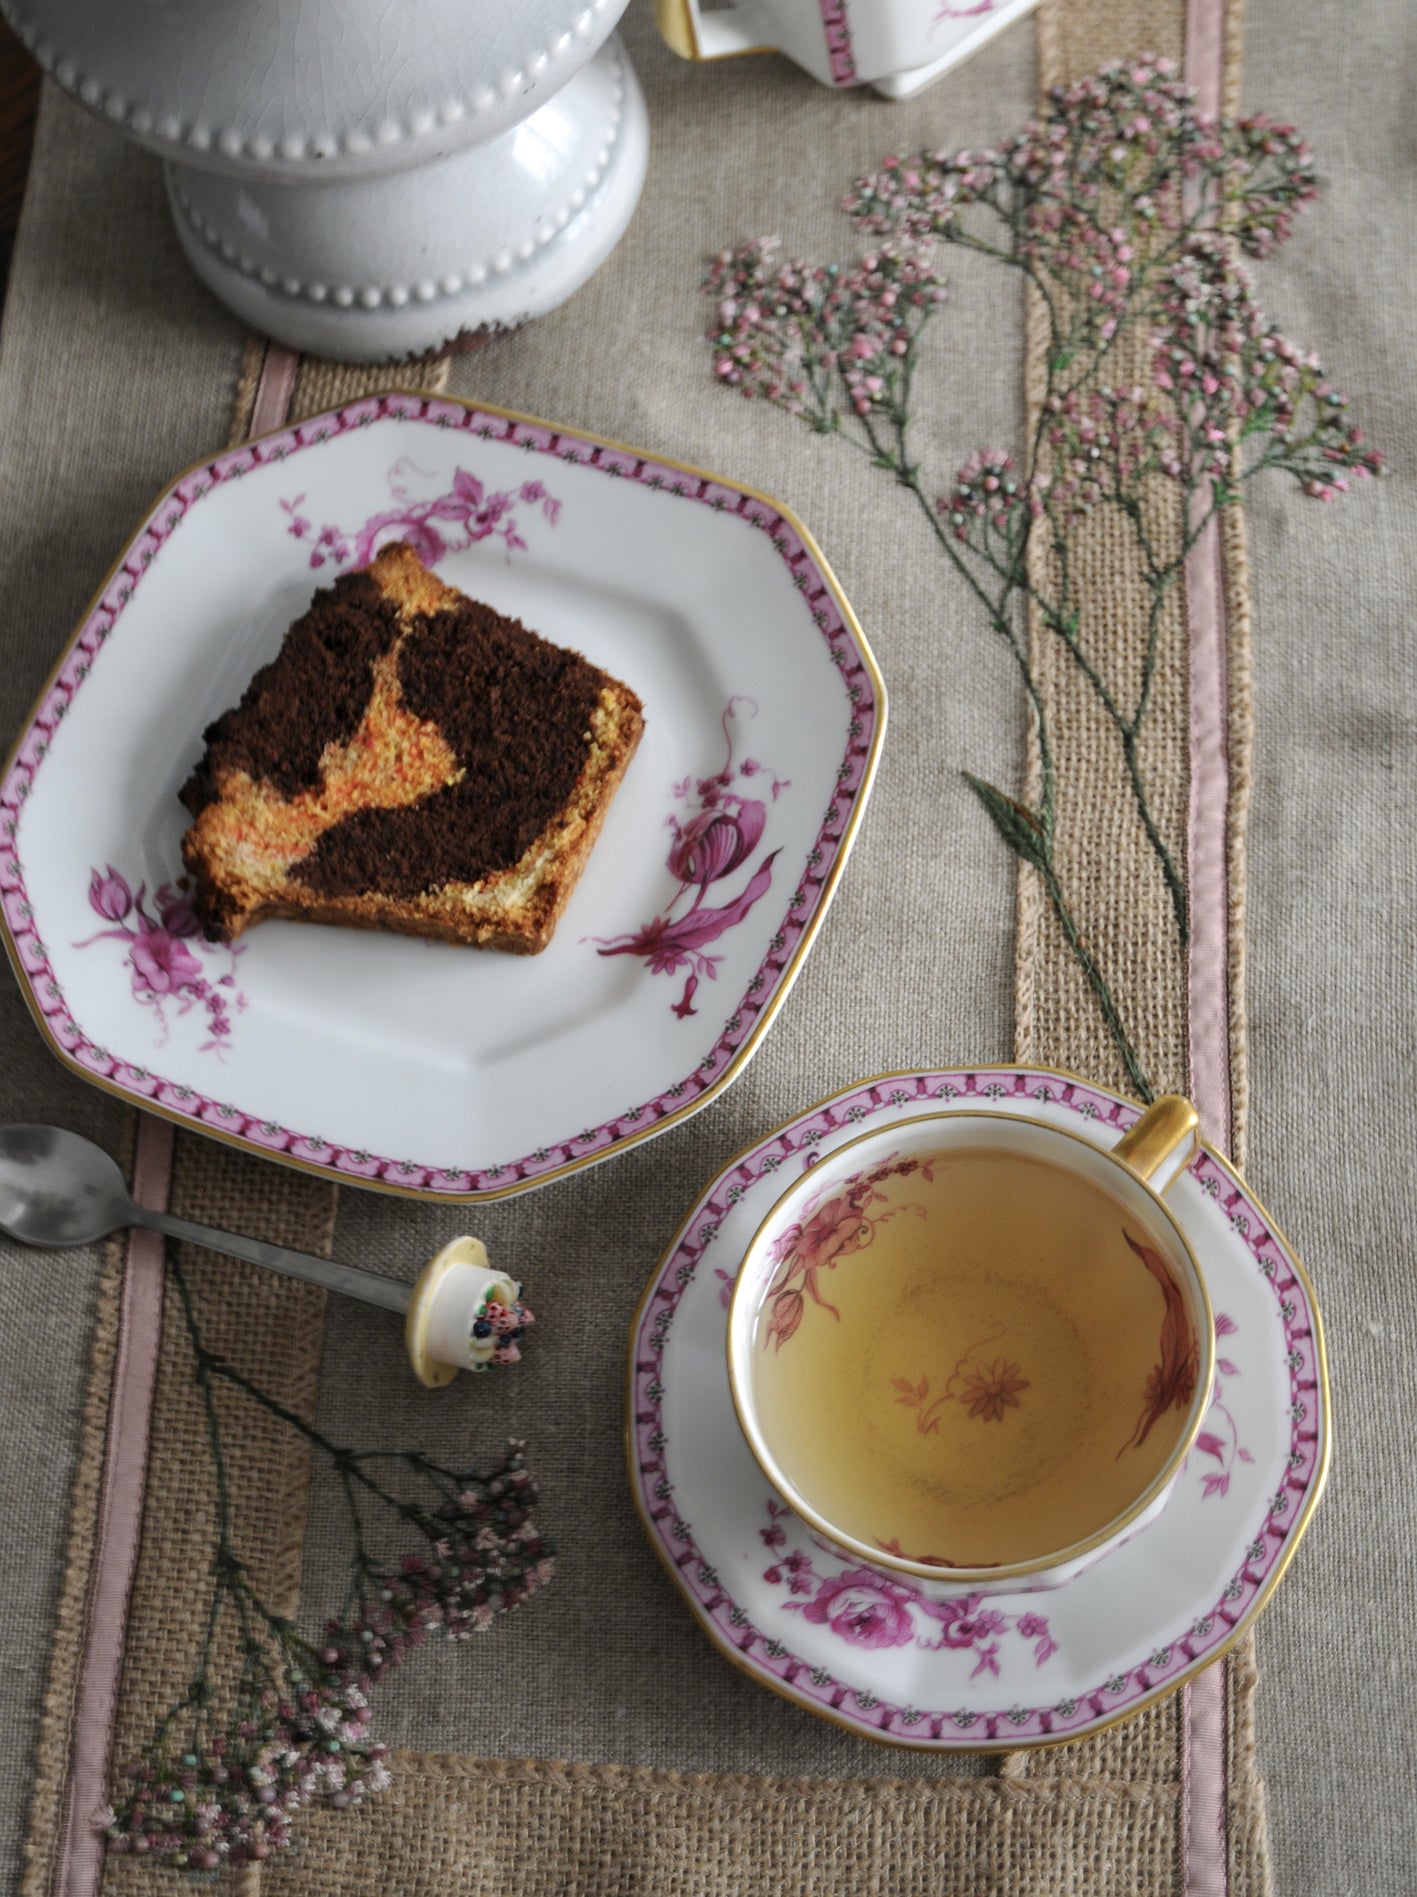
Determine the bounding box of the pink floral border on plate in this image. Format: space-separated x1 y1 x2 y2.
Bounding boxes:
628 1066 1326 1747
0 394 880 1199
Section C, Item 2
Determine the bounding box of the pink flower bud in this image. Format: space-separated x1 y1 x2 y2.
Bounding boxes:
88 865 132 923
666 801 765 886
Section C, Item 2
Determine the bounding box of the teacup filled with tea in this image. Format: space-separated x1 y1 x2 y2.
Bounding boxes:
726 1095 1214 1595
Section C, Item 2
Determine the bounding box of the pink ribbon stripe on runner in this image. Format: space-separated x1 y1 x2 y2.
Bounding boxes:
51 1112 174 1897
1182 1 1236 1892
248 342 300 439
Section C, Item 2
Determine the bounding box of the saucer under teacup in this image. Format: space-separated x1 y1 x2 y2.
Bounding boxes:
626 1065 1328 1749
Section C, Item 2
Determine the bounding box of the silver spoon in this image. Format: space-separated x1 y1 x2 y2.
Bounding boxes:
0 1124 528 1387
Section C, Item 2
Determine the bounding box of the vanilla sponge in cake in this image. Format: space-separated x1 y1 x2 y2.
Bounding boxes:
180 541 644 952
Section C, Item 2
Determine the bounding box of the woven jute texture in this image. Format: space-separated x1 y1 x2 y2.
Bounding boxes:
1005 3 1271 1895
228 337 452 442
267 1759 1184 1897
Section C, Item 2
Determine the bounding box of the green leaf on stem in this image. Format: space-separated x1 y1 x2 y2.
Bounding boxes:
963 773 1052 873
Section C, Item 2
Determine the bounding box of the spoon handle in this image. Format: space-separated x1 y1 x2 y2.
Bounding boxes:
136 1209 412 1315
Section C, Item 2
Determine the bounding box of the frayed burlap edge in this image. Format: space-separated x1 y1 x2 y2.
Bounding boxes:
19 1231 129 1897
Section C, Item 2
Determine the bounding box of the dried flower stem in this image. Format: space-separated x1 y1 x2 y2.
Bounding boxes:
704 58 1380 1095
103 1246 553 1871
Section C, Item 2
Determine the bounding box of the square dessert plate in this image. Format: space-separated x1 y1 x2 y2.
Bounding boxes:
0 393 883 1200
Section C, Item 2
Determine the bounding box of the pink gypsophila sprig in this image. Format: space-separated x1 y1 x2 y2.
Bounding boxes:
1153 233 1381 496
702 57 1382 1100
104 1260 555 1877
846 57 1311 255
705 240 947 425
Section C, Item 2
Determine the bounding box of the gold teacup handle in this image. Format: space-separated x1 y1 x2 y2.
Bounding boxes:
1112 1095 1200 1195
653 0 776 60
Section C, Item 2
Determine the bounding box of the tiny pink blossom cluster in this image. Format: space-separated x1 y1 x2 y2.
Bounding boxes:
843 58 1309 264
845 60 1208 237
1224 114 1318 258
939 450 1032 541
475 1296 533 1367
705 57 1369 518
105 1445 552 1870
1155 234 1382 494
704 240 946 422
1019 209 1137 345
321 1454 554 1677
1039 387 1185 516
104 1689 389 1869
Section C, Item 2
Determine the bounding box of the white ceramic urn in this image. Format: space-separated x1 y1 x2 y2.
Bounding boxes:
1 0 650 359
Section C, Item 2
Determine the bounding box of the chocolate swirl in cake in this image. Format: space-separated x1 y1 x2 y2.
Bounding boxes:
291 598 605 900
181 572 404 812
179 541 644 952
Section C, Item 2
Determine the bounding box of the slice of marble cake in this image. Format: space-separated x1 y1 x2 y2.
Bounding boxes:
180 541 644 952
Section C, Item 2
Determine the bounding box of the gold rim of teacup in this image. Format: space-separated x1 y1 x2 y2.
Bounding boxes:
725 1104 1216 1587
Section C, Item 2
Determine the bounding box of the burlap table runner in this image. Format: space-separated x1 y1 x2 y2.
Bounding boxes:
8 0 1410 1890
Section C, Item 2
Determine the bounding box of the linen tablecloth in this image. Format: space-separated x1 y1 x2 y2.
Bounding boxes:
1 4 1413 1892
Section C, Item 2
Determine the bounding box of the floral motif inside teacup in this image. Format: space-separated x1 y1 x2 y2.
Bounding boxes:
727 1098 1215 1596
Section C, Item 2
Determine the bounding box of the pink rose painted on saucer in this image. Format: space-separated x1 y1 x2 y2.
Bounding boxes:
760 1500 1057 1672
800 1568 917 1649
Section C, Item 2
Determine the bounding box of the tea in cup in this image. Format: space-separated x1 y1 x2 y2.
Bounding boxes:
726 1095 1214 1595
